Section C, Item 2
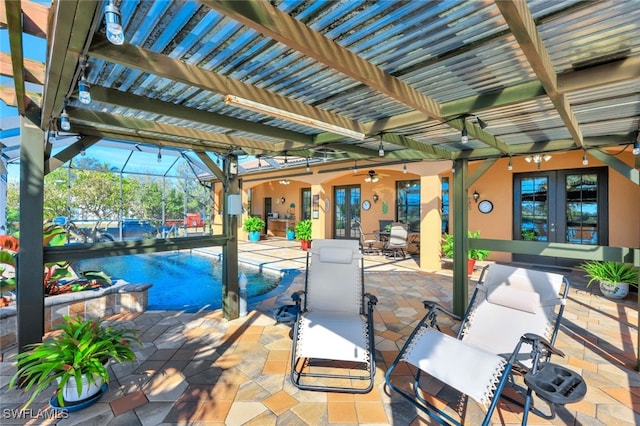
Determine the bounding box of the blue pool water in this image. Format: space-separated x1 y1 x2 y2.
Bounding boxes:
74 251 294 311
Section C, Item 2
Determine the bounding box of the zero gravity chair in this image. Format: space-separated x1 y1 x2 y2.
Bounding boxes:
385 264 586 425
290 239 378 393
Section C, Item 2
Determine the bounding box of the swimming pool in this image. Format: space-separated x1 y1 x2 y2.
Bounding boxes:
74 251 296 311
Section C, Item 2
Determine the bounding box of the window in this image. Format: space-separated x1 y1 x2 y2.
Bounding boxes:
442 177 449 234
301 188 311 220
396 180 420 232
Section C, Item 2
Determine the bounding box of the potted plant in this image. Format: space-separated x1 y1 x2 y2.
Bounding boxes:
286 227 295 240
579 260 638 299
295 219 312 250
441 231 490 273
243 216 265 242
10 315 139 410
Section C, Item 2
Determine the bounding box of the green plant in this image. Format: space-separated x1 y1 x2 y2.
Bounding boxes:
294 219 312 241
579 260 638 288
441 231 490 260
243 216 265 233
9 315 140 409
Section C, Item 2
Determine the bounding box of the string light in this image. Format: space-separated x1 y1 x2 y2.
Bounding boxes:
378 141 384 157
60 107 71 131
157 147 162 163
104 0 124 45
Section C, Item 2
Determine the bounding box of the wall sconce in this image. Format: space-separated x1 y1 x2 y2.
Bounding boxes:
372 194 379 203
472 190 480 203
280 197 286 204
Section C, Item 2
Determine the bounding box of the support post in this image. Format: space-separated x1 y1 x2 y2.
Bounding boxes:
222 155 240 320
452 158 469 316
17 117 45 352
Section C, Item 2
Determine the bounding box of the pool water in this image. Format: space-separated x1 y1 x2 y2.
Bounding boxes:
74 252 287 311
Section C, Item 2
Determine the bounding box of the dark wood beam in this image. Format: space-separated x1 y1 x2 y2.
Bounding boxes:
88 34 363 138
204 0 442 120
497 0 584 148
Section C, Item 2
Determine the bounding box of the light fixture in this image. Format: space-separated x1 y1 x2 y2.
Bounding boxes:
472 190 480 203
461 121 469 144
323 150 328 162
279 179 290 185
353 160 358 174
60 107 71 131
305 157 310 172
582 151 589 166
372 194 379 203
80 144 86 156
378 141 385 157
224 95 365 140
283 151 288 165
104 0 124 45
402 163 407 174
364 170 379 183
280 197 286 204
476 116 488 130
78 70 91 104
157 147 162 163
633 141 640 155
525 154 551 169
508 156 513 171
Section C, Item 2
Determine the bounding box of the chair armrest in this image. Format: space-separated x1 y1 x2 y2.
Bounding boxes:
364 293 378 305
521 333 565 357
291 290 305 306
422 300 462 322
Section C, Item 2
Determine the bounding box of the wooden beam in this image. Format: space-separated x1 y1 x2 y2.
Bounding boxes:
45 135 100 174
0 85 41 107
88 34 364 138
40 0 97 129
0 52 45 85
194 151 226 183
89 85 314 146
380 132 452 159
67 107 289 153
496 0 584 148
589 148 640 186
0 0 48 38
204 0 442 121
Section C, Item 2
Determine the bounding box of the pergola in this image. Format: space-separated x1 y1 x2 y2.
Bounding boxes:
2 1 639 365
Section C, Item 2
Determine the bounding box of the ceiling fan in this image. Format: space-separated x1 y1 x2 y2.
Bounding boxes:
364 170 380 183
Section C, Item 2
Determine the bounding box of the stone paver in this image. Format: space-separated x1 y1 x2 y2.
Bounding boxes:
0 239 638 425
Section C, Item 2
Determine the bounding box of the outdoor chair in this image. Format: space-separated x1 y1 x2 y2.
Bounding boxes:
385 264 585 425
358 224 382 255
290 239 378 393
384 222 408 259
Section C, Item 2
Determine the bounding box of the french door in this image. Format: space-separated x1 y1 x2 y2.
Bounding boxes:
334 185 361 239
513 168 608 266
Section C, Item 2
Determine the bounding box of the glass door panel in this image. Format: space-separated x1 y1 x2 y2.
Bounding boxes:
514 168 607 266
565 173 599 244
334 185 360 239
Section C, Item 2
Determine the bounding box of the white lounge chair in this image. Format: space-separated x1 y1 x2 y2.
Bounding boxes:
385 264 585 425
290 239 378 393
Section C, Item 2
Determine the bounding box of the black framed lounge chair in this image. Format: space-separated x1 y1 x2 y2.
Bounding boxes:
385 264 585 425
290 239 378 393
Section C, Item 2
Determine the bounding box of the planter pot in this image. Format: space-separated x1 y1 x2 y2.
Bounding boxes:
300 240 311 251
59 373 105 403
248 231 260 242
467 259 476 275
286 230 295 240
599 281 629 299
